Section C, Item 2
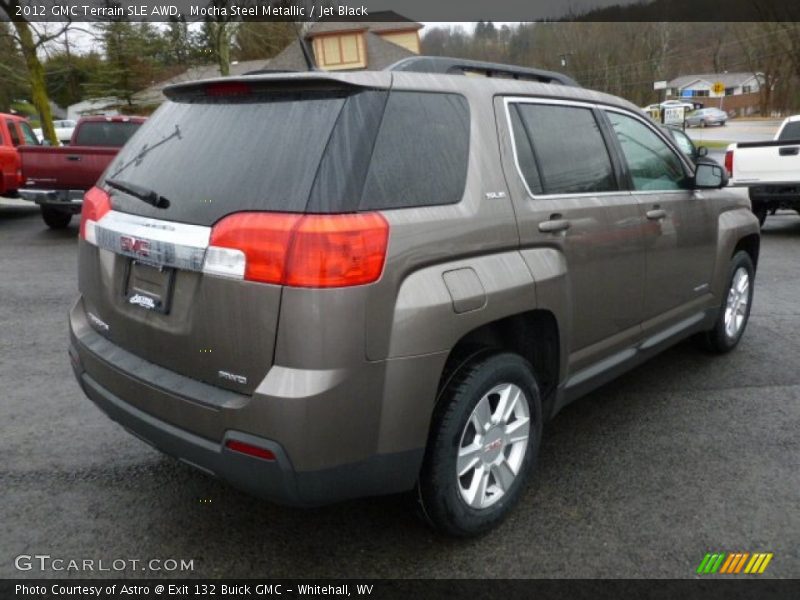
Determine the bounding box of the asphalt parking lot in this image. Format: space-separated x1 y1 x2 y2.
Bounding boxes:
1 202 798 579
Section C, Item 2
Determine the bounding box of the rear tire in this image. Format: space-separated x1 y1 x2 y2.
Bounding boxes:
701 251 755 354
418 352 542 537
41 207 72 229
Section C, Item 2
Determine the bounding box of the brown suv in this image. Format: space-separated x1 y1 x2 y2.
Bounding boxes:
69 58 760 536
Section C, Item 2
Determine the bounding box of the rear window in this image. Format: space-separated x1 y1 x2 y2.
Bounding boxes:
75 121 142 146
104 89 470 225
778 121 800 141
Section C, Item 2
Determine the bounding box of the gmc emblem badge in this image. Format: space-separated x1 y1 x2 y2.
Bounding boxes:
120 236 150 257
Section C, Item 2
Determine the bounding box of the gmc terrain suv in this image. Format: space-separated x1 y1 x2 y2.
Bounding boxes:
69 58 760 536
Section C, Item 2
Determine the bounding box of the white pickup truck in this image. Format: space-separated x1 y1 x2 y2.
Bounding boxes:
726 115 800 226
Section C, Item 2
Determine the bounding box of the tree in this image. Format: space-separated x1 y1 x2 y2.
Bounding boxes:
233 21 296 62
0 22 29 113
0 0 71 144
44 51 103 110
85 22 160 109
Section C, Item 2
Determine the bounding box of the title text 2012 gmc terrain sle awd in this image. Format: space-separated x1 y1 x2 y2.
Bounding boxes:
69 58 760 536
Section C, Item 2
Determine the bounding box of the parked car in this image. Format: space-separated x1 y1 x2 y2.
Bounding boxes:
33 119 78 145
686 107 728 128
661 99 696 111
0 113 39 197
726 114 800 226
19 116 145 228
69 58 759 536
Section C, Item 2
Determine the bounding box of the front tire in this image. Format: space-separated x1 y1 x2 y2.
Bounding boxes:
41 206 72 229
701 251 755 353
418 352 543 536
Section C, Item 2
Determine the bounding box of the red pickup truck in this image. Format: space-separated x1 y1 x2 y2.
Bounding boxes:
19 115 145 228
1 113 39 197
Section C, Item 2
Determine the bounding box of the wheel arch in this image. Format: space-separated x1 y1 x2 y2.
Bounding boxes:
733 233 760 269
435 310 561 422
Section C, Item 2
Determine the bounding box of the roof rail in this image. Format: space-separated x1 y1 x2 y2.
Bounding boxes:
386 56 580 87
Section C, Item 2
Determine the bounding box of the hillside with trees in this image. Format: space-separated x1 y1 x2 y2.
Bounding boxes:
422 21 800 114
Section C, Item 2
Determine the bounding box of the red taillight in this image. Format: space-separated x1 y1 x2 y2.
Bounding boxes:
205 212 389 288
225 439 276 461
205 82 251 97
724 150 734 177
80 186 112 242
285 213 390 287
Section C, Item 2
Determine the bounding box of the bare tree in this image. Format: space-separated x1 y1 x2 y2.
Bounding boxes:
0 0 73 144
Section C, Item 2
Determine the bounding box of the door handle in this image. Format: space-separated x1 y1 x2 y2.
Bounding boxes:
779 146 799 156
66 155 81 161
646 209 667 220
538 218 571 233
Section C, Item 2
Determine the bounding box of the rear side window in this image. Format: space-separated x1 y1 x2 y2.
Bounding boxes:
509 105 543 195
359 92 469 210
778 121 800 141
75 121 141 146
6 121 20 146
510 103 616 195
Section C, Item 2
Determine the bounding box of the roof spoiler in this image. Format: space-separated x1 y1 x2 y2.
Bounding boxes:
386 56 580 87
163 72 390 100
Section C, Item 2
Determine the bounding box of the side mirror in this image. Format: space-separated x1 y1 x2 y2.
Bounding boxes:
697 146 708 157
695 162 727 189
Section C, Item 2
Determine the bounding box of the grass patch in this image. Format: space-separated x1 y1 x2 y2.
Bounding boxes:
694 140 732 149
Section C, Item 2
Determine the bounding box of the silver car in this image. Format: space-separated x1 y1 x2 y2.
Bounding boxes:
686 107 728 128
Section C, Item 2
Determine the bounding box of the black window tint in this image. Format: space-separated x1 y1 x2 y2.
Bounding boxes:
307 90 388 213
607 111 689 191
778 121 800 141
359 92 469 210
75 121 142 146
104 94 349 225
514 104 616 195
509 104 543 195
6 121 20 146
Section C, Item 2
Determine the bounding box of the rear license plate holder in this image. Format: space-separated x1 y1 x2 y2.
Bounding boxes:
125 260 175 314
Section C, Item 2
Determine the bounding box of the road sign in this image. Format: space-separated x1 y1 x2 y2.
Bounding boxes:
654 80 668 91
663 106 686 126
712 82 726 95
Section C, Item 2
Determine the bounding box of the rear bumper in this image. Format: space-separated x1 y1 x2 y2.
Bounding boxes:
73 365 303 503
19 188 83 212
69 298 427 506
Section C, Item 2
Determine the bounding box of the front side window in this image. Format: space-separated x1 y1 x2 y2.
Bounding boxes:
19 122 39 145
510 103 616 195
670 129 695 158
607 111 689 191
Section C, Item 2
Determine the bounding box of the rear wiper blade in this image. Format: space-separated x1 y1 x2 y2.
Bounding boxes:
106 178 170 209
